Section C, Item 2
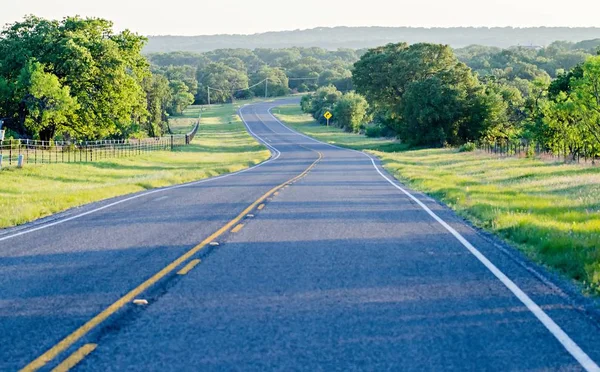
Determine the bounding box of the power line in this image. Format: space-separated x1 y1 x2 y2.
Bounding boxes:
207 75 319 104
287 77 319 81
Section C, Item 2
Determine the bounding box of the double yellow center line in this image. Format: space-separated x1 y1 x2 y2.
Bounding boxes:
21 151 323 372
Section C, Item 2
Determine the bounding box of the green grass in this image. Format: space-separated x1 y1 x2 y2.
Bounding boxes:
272 105 408 152
0 103 270 229
275 104 600 294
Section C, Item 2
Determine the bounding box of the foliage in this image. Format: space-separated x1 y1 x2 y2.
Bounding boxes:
353 43 495 146
301 87 370 132
15 61 79 140
332 92 370 132
147 47 359 104
0 16 197 141
196 62 249 104
458 142 477 152
351 41 600 156
301 85 342 124
250 67 290 97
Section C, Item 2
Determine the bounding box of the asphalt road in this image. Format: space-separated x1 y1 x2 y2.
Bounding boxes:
1 99 600 371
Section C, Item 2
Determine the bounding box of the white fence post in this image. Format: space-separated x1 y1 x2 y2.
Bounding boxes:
0 154 3 169
17 154 24 168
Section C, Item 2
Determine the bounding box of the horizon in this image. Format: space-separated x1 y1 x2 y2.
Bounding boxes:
3 0 600 36
146 25 600 38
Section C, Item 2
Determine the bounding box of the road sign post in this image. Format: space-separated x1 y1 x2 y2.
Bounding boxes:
324 111 332 127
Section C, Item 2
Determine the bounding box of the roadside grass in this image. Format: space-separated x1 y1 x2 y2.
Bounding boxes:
0 103 270 229
275 104 600 294
272 105 408 152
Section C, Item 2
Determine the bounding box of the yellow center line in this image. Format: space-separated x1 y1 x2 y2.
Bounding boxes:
21 150 323 372
231 223 244 233
257 204 265 210
177 259 201 275
50 344 96 372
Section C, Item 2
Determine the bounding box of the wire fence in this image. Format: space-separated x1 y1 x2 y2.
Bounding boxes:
0 123 198 167
479 140 599 165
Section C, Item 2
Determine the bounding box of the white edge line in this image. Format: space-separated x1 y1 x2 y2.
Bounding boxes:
0 106 281 244
266 105 600 372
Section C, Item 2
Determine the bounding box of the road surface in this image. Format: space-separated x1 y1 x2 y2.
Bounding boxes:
1 99 600 371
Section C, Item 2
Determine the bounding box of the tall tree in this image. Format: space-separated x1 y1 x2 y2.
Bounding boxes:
571 56 600 151
353 42 489 145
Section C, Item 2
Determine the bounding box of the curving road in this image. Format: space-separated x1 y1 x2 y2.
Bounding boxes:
1 99 600 371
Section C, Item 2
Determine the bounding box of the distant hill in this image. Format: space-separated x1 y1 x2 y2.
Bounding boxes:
144 27 600 53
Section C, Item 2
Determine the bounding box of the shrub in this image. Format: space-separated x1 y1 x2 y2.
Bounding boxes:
459 142 477 152
365 125 385 138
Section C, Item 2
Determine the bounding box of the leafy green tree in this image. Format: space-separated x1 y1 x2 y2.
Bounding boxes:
400 77 465 145
353 43 487 145
143 74 171 137
168 80 195 115
250 67 289 97
332 92 369 132
542 93 583 158
570 56 600 152
154 65 198 95
15 61 79 140
197 62 249 103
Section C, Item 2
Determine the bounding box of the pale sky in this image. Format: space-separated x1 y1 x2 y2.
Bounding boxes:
2 0 599 36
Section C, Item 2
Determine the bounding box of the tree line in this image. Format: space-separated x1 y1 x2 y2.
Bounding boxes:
144 27 600 53
146 47 360 104
2 14 599 150
301 41 600 160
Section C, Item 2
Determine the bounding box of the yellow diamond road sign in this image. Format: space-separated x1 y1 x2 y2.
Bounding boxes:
324 111 332 120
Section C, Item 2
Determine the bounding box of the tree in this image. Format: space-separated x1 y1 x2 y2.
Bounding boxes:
197 62 249 104
353 42 489 145
570 56 600 153
168 80 195 115
143 74 171 137
155 65 198 95
250 67 289 97
400 77 464 146
333 92 369 132
15 61 79 140
542 93 583 159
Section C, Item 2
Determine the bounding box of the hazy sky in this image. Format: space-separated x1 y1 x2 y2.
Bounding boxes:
2 0 599 36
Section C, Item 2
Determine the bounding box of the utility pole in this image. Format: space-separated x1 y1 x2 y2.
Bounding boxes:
265 78 268 99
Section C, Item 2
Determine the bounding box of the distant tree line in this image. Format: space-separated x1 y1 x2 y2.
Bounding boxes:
146 47 361 105
144 27 600 53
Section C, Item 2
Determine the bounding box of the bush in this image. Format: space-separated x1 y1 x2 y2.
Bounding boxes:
459 142 477 152
3 129 20 140
365 125 385 138
332 92 369 132
526 141 536 158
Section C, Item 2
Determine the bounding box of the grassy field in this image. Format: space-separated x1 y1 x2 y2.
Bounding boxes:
274 105 600 294
0 103 270 229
